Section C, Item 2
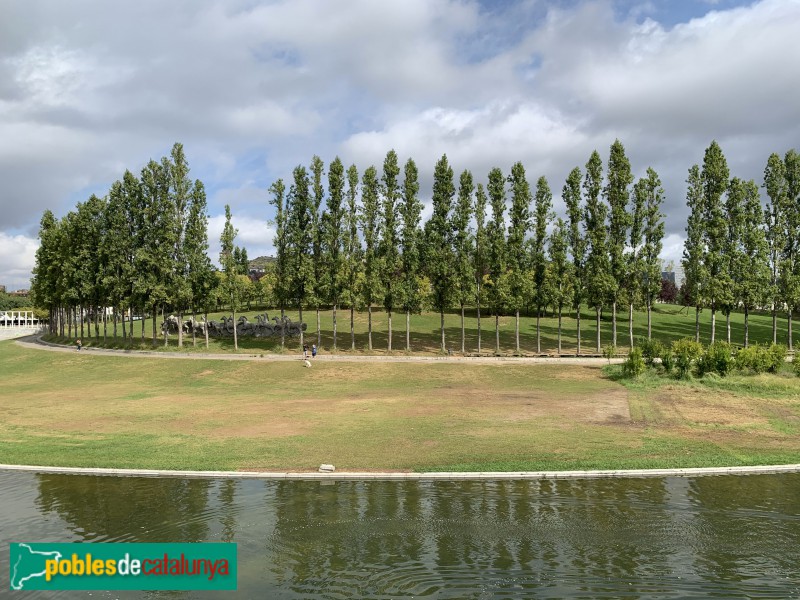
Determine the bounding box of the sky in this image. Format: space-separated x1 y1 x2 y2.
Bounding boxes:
1 0 799 291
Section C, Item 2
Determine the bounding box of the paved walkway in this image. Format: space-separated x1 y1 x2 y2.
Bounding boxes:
2 463 799 480
14 335 623 365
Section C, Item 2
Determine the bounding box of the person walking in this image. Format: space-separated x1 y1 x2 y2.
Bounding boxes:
303 343 308 359
311 343 317 359
76 338 82 352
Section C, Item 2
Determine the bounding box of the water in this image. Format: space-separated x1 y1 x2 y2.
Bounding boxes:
2 471 800 598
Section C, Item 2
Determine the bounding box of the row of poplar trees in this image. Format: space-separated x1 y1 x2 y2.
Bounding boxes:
270 140 666 354
682 142 800 349
31 143 219 347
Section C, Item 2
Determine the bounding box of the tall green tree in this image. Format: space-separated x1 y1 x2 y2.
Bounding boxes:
640 168 665 339
739 179 770 346
360 165 382 351
399 158 423 352
682 164 706 342
325 157 346 351
584 151 612 353
185 180 214 347
532 175 554 353
784 149 800 350
286 165 314 348
269 179 290 349
30 210 59 334
453 169 474 354
425 155 456 352
506 162 532 355
379 150 401 351
473 183 488 354
723 177 745 343
310 155 325 347
548 217 574 354
604 140 633 347
763 153 788 344
342 165 363 350
564 167 586 353
701 140 731 344
219 205 241 350
627 175 646 347
486 167 508 354
168 143 193 348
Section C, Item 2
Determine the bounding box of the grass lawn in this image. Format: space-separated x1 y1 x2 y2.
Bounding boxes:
1 340 799 472
45 303 799 356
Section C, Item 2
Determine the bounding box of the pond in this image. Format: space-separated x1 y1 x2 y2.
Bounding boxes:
2 470 799 598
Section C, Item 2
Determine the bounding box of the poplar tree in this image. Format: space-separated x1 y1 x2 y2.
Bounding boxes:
473 183 488 354
360 165 382 351
399 158 423 352
564 167 586 353
532 175 554 353
739 179 770 346
453 169 474 354
682 165 706 342
269 179 289 349
342 165 362 350
548 217 573 354
168 143 193 348
425 154 456 352
486 167 508 354
379 150 401 351
325 157 346 350
506 162 531 355
310 155 325 347
220 205 240 350
102 181 129 340
627 176 646 347
287 165 314 347
784 149 800 350
605 140 633 347
701 140 731 344
31 210 59 334
185 180 213 347
641 168 665 339
584 151 612 353
763 153 787 344
724 177 745 343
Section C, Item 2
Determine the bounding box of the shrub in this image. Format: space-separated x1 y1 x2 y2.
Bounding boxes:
672 338 704 379
767 343 787 374
697 341 734 377
661 348 674 374
639 337 664 367
622 347 645 378
602 344 616 364
735 344 770 374
794 353 800 377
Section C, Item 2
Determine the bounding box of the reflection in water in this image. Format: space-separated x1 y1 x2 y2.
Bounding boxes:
0 472 798 598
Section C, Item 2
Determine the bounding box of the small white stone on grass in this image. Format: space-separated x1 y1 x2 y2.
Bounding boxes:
319 464 335 472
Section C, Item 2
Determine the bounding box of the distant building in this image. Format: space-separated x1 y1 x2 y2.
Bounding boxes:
9 289 29 297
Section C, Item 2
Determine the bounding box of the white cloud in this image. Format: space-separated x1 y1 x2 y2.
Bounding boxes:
0 232 38 291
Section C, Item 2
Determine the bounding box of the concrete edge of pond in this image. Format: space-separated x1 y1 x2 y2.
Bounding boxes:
2 463 800 480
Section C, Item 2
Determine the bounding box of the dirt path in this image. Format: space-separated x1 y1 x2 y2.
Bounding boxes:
15 335 622 365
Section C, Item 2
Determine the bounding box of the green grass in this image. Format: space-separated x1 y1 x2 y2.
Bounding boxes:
2 340 799 472
45 303 800 356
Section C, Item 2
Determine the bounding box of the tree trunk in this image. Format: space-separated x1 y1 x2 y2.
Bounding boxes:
629 303 634 348
350 306 355 351
647 298 652 340
299 305 304 348
726 312 731 344
316 307 321 348
80 304 84 339
711 306 716 344
121 306 127 342
113 307 118 339
595 306 602 353
744 306 749 347
281 307 285 350
536 306 541 354
495 312 500 355
178 310 183 348
204 311 209 348
789 309 794 351
94 307 99 339
152 303 158 347
557 305 562 355
695 306 700 343
406 309 411 352
367 305 372 351
232 306 238 350
163 305 168 347
612 301 617 347
388 308 392 352
440 310 446 353
103 309 107 343
576 306 581 355
332 304 337 351
139 305 144 342
192 308 197 347
460 304 465 354
477 303 482 355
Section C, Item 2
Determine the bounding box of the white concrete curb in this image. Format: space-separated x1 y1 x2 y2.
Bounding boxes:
2 463 799 480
